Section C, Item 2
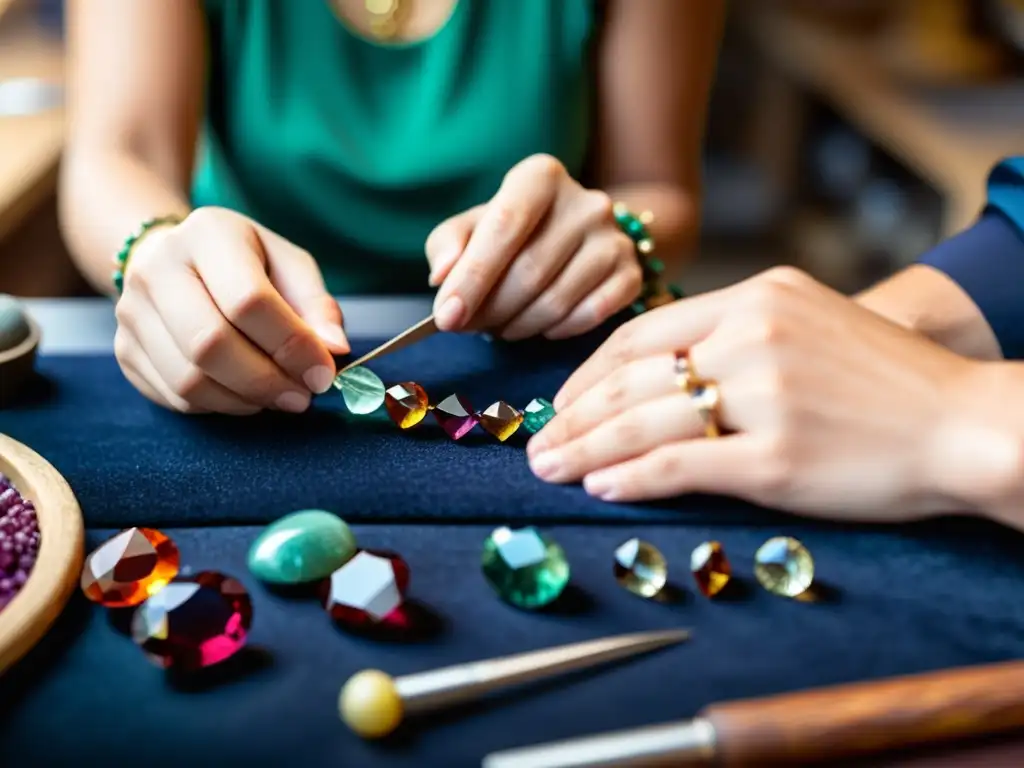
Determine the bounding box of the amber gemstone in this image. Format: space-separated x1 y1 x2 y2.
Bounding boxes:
384 382 429 429
320 549 411 629
690 541 731 598
477 401 523 442
131 570 253 671
613 538 667 598
433 394 478 440
80 527 180 607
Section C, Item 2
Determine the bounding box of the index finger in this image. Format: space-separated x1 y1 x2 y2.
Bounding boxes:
432 155 561 330
553 287 726 410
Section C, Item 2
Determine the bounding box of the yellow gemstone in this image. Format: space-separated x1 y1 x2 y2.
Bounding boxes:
754 536 814 598
384 382 428 429
612 538 667 598
690 541 731 598
477 401 523 442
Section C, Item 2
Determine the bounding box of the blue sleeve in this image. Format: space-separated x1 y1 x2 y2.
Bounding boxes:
917 157 1024 360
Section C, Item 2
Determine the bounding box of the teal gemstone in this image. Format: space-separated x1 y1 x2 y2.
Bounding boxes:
522 398 555 434
481 526 570 609
631 301 647 315
336 366 386 414
247 509 357 584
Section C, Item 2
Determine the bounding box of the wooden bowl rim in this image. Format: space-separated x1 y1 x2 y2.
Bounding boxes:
0 432 84 675
0 313 40 367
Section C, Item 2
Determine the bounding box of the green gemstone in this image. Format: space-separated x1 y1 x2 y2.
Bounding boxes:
336 366 386 414
624 218 647 240
247 509 357 584
647 258 664 274
631 301 647 315
522 398 555 434
481 526 569 609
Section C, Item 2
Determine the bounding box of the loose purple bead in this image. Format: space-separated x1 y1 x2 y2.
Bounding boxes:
0 477 41 613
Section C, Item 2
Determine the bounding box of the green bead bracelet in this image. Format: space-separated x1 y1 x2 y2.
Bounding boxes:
612 202 683 315
112 215 183 295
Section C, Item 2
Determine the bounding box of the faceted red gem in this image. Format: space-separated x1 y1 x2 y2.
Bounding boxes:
131 570 253 671
432 394 478 440
319 549 410 629
80 527 180 607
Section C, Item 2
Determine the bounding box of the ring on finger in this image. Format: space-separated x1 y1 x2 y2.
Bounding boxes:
673 352 701 394
690 380 722 439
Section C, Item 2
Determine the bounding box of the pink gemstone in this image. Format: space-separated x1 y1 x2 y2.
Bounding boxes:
432 394 478 440
320 549 410 629
131 571 252 671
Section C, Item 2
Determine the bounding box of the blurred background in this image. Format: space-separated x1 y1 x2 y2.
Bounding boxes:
3 0 1024 298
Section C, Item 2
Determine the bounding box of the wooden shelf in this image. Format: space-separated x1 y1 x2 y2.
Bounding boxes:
0 5 64 243
741 3 1024 235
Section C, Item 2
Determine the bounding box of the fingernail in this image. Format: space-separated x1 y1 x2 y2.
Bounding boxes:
276 391 310 413
316 324 349 353
583 472 616 500
428 248 460 287
529 451 560 480
303 365 334 395
526 436 546 457
435 296 465 330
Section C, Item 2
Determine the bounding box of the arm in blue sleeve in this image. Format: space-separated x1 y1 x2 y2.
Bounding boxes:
917 158 1024 360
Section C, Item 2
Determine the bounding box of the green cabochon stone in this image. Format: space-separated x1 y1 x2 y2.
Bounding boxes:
247 509 357 584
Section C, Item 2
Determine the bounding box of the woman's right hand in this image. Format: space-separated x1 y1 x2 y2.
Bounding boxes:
114 206 350 415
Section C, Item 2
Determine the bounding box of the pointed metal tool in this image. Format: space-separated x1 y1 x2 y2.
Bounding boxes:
338 628 692 739
336 315 438 375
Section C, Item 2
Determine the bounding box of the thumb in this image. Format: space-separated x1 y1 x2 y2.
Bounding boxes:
425 205 484 287
256 224 350 355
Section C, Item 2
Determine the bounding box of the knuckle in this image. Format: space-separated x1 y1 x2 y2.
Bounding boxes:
223 286 274 326
652 448 684 481
488 203 523 243
748 317 786 347
611 419 644 450
764 264 810 288
584 189 614 222
603 368 632 410
525 153 565 180
185 322 231 367
514 249 545 296
182 206 222 230
169 364 207 402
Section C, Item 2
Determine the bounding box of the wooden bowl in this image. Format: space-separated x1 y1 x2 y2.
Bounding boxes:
0 313 40 409
0 432 84 674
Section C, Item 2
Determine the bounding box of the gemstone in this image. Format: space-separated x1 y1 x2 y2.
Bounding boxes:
481 526 569 609
0 474 41 614
690 541 731 598
612 538 667 598
80 527 180 607
384 382 429 429
432 393 477 440
320 549 410 629
522 398 555 434
336 366 386 415
477 401 523 442
131 570 253 671
247 509 357 585
754 536 814 598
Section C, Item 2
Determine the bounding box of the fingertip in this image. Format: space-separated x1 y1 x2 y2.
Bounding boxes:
315 323 350 355
433 295 466 331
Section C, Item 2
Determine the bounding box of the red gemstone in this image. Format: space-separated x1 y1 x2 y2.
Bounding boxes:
432 394 478 440
320 549 410 629
131 570 253 671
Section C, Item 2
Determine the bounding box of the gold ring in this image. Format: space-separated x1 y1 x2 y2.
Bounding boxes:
673 353 700 394
690 381 721 439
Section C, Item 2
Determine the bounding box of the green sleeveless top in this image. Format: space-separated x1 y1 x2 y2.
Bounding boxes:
192 0 601 295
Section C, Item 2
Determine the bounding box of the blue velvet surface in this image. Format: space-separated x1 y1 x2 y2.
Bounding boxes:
4 521 1024 767
0 326 774 529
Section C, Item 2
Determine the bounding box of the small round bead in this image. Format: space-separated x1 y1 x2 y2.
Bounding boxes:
338 669 404 739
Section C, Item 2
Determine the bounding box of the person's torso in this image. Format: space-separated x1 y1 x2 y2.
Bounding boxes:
192 0 601 294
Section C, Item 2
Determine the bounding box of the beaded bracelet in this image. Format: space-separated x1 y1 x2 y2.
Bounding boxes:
332 366 555 443
612 203 683 315
112 215 184 295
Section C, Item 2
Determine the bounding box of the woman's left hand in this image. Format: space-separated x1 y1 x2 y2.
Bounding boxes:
426 154 643 340
525 267 1000 522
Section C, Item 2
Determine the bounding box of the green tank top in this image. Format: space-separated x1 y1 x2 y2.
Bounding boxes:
192 0 601 295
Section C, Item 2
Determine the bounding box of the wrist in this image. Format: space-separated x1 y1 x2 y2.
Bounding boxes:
113 215 184 295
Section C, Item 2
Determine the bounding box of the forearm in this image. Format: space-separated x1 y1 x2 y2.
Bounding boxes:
605 182 699 277
58 147 192 296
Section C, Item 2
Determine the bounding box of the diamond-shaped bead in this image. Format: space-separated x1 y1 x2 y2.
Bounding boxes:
320 549 410 629
522 398 555 434
754 537 814 598
613 538 667 598
131 570 252 671
432 394 477 440
80 527 180 607
481 526 569 609
336 366 386 415
690 541 731 598
384 382 429 429
477 401 523 442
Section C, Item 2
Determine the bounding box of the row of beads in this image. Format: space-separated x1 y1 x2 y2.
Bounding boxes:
612 202 683 314
334 366 556 443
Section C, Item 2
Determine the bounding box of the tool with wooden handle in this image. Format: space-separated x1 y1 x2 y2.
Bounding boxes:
482 658 1024 766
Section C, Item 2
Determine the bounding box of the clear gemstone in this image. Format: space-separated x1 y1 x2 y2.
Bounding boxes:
131 570 252 671
690 541 731 598
336 366 386 415
432 394 478 440
320 549 410 629
81 527 180 607
613 538 667 598
754 537 814 598
384 382 429 429
481 526 569 609
477 401 523 442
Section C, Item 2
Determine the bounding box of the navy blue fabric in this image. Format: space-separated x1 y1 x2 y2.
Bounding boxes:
4 521 1024 767
918 210 1024 360
0 326 783 529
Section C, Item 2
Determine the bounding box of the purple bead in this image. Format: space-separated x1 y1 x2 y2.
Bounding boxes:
18 554 35 570
0 578 13 593
13 570 26 586
0 488 17 513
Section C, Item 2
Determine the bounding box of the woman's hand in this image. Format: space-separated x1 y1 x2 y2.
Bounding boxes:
425 154 643 341
525 267 1005 521
114 206 349 415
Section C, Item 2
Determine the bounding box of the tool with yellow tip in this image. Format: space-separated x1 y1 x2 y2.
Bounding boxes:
338 628 692 739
